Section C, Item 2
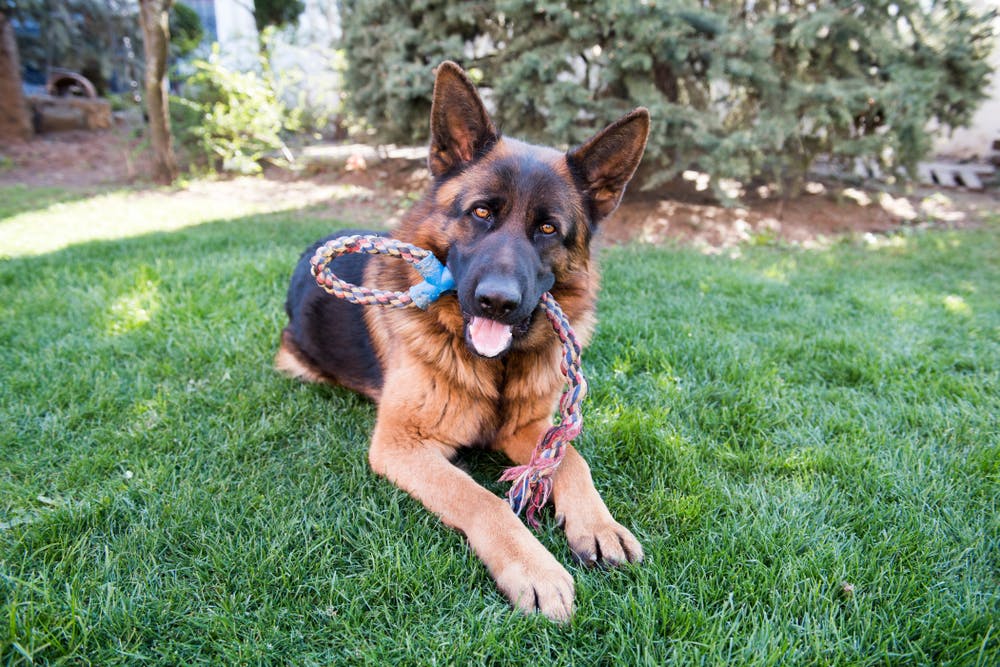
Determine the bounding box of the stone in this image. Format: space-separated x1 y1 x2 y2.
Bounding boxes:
27 94 113 133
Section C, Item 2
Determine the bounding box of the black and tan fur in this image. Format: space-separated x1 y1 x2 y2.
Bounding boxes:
277 62 649 621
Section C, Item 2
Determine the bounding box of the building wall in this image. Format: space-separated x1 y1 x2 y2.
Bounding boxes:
185 0 218 42
212 0 258 70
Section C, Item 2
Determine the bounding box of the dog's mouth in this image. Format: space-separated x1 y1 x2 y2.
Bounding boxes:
464 314 534 358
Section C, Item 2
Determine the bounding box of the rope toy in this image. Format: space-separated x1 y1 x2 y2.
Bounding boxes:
310 234 456 309
310 234 588 528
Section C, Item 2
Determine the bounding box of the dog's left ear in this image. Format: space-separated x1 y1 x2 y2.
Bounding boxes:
428 61 498 177
568 108 650 221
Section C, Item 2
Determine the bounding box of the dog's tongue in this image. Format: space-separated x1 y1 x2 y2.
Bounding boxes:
468 317 513 358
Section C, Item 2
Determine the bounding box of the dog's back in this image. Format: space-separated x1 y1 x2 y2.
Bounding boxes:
276 230 383 398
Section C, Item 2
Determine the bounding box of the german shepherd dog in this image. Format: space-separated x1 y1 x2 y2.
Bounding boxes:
277 62 649 621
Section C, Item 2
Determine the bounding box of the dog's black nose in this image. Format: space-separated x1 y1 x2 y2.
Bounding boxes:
475 277 521 319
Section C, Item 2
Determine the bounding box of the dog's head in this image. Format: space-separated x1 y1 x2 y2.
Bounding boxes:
426 62 649 358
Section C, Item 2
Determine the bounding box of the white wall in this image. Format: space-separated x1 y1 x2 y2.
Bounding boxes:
213 0 258 70
266 0 342 121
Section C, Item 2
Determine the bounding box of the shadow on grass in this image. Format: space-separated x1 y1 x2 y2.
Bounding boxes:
0 201 375 443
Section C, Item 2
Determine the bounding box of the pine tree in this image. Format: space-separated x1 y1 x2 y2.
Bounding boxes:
339 0 487 144
339 0 996 199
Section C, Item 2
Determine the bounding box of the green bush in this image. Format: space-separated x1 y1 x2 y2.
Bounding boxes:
172 47 301 174
339 0 996 200
170 1 205 60
253 0 305 32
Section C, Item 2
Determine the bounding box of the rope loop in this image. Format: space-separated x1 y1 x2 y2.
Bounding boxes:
310 234 455 309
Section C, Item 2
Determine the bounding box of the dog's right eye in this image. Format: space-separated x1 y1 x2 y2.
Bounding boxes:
471 206 491 220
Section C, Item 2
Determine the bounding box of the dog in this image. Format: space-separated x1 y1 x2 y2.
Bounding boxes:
276 61 649 621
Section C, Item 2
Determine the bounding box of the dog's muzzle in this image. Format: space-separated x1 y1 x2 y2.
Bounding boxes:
462 274 537 357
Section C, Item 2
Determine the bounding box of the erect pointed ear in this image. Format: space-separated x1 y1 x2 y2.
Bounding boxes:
428 61 498 178
567 108 650 221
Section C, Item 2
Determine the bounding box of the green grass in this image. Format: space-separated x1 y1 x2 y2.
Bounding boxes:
1 183 997 665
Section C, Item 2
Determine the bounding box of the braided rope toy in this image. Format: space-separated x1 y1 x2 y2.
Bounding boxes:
310 234 588 528
310 234 455 309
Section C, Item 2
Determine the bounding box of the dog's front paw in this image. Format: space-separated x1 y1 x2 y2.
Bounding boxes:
494 553 575 623
562 513 644 567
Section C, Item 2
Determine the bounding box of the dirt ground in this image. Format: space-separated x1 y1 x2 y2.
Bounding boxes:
2 125 996 249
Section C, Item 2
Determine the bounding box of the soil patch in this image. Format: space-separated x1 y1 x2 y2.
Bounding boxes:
2 126 995 248
0 126 152 188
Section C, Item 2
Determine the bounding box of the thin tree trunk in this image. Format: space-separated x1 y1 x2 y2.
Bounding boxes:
138 0 178 184
0 12 32 142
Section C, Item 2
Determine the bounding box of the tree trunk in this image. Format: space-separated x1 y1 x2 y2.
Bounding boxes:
0 12 32 142
138 0 178 184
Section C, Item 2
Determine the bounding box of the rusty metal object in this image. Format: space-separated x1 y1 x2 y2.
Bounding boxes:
46 68 98 99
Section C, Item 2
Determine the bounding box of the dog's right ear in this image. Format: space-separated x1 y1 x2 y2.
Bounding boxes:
568 108 650 222
428 62 498 178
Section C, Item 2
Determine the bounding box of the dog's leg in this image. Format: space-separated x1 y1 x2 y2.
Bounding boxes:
498 419 643 567
368 411 576 622
274 328 327 384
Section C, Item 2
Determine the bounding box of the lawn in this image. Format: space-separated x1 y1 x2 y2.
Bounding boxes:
1 183 997 665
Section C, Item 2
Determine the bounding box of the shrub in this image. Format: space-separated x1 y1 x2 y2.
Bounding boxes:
172 47 301 174
339 0 996 200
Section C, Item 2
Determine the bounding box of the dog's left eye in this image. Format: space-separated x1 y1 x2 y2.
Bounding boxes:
538 222 557 236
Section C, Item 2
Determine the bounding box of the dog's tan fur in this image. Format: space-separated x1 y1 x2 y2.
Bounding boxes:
277 62 649 621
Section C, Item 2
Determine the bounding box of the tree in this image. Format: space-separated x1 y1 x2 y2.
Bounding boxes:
253 0 304 33
338 0 483 144
170 1 204 60
339 0 997 201
139 0 178 184
0 10 32 141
